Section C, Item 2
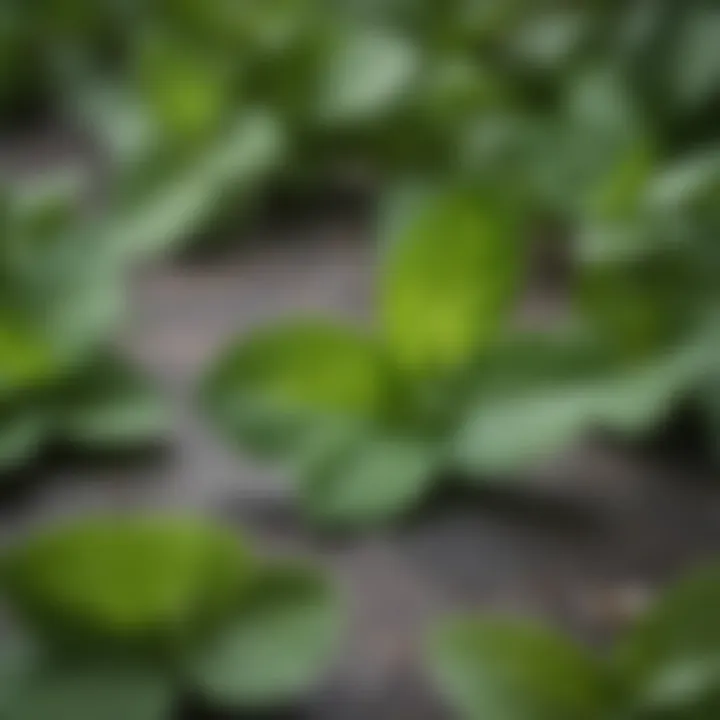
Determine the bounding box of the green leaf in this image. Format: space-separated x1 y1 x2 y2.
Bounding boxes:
135 34 232 142
699 373 720 465
672 6 720 111
187 562 340 708
101 109 285 265
380 189 521 377
2 516 253 645
577 253 693 360
299 435 439 526
0 316 59 397
509 10 588 72
54 356 170 451
10 169 86 241
0 407 47 475
645 149 720 213
455 325 720 475
0 629 38 714
616 565 720 716
428 616 610 720
203 320 389 459
316 28 420 125
5 660 173 720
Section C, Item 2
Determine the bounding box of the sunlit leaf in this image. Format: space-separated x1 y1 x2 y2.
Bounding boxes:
381 189 521 377
2 517 252 645
204 320 389 458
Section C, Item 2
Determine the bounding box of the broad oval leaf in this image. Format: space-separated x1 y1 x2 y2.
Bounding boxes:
2 516 252 646
203 320 389 458
380 190 521 377
187 561 340 707
428 616 610 720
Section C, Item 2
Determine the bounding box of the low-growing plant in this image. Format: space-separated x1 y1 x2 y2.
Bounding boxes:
428 563 720 719
0 112 283 475
0 515 340 719
204 173 720 528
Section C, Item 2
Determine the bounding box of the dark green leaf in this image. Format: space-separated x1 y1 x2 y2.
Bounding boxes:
54 356 170 451
616 565 720 716
672 6 720 111
0 407 47 474
6 660 173 720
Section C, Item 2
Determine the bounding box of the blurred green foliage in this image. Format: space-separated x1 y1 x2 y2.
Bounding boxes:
429 563 720 719
1 0 719 481
0 516 339 719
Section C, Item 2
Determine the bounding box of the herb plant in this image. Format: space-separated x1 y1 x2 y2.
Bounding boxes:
0 515 339 719
429 563 720 719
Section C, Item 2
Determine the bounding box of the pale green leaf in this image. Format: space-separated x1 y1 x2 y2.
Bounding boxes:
101 110 285 265
317 28 420 124
299 435 439 526
188 562 340 707
455 325 720 475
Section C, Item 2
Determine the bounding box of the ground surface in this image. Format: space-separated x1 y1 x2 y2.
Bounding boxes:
3 129 720 719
